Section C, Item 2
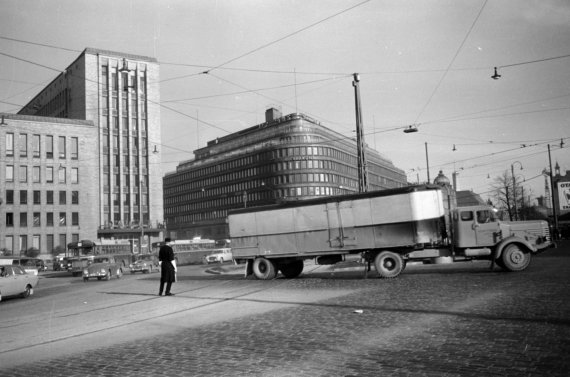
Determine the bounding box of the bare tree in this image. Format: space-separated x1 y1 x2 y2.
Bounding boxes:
490 170 525 221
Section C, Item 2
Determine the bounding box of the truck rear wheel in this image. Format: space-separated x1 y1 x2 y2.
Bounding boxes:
374 251 404 278
501 244 531 271
253 258 277 280
279 260 304 278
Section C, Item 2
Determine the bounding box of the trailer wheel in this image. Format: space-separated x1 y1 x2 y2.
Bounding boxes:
374 251 404 278
279 260 304 278
252 258 277 280
501 244 531 272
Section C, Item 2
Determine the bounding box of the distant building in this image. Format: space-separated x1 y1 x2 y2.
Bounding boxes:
164 108 408 239
17 48 164 252
0 114 98 257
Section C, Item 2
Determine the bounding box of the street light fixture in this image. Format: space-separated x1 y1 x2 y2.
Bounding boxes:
491 67 501 80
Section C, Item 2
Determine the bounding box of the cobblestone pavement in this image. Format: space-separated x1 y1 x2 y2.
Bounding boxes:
4 244 570 377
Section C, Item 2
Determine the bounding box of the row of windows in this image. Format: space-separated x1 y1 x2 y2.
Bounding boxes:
4 133 78 160
4 234 74 254
4 165 79 184
4 190 79 206
5 211 80 227
166 185 352 219
166 172 358 206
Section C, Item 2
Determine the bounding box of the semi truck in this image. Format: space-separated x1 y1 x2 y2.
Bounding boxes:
228 185 553 279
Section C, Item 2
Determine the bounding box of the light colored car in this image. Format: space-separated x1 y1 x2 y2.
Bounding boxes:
0 265 39 302
0 258 39 276
82 256 123 282
204 248 233 264
130 254 159 274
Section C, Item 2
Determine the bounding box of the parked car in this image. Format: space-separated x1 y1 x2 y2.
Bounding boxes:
20 258 48 273
70 256 93 277
204 248 233 264
130 254 159 274
0 265 39 302
82 256 123 281
0 258 39 276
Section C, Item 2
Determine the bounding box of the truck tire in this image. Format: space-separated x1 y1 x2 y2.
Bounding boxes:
279 260 304 278
374 251 404 278
252 258 277 280
501 244 531 271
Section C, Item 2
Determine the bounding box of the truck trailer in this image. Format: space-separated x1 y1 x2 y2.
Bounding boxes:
228 185 553 279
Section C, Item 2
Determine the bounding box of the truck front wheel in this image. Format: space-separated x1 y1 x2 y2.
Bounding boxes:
374 251 404 278
253 258 277 280
501 244 531 271
279 260 304 278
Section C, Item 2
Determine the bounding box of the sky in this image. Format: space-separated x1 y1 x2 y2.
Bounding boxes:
1 0 569 204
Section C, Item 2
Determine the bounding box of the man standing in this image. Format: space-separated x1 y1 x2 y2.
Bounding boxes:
158 237 177 296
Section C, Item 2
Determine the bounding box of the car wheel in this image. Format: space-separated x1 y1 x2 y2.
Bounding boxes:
105 271 111 281
501 244 531 272
21 285 32 298
83 277 88 282
252 257 277 280
279 260 304 278
374 251 404 278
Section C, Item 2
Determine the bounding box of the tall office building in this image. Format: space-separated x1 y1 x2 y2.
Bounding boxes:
18 48 163 249
163 108 408 240
0 114 99 257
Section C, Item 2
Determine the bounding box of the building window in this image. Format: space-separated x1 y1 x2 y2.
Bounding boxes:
20 190 27 205
59 191 66 205
20 212 27 227
6 235 14 254
33 212 40 227
59 167 66 183
6 190 14 204
20 165 27 182
58 136 66 159
33 190 41 204
47 234 54 253
19 133 27 157
19 235 27 254
33 134 41 157
72 191 79 204
71 167 79 184
47 212 54 226
33 235 40 250
6 133 14 156
46 166 54 183
46 135 53 159
72 212 79 226
6 165 14 182
59 213 66 226
47 190 54 204
6 213 14 227
59 234 66 251
33 166 41 183
71 137 78 159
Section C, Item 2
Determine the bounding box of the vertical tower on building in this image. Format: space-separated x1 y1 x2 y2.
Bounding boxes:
18 48 163 247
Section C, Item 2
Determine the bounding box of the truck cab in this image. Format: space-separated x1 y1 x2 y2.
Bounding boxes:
453 205 551 253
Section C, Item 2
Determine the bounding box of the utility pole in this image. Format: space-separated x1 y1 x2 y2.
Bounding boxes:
548 144 559 237
352 73 368 193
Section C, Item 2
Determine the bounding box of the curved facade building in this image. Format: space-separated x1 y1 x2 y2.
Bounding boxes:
164 109 408 239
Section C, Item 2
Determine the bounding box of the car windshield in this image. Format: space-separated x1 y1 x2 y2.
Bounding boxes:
94 258 110 263
137 255 153 261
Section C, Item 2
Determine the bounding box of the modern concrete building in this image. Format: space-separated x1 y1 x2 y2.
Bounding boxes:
163 108 408 240
0 114 98 257
17 48 164 252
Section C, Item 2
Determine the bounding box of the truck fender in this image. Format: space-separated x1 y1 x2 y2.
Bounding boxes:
493 236 536 260
245 259 253 278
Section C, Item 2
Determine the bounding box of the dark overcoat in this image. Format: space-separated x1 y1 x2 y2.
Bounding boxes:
158 244 176 283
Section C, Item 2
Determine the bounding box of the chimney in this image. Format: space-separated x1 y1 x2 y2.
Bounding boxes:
265 107 282 123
